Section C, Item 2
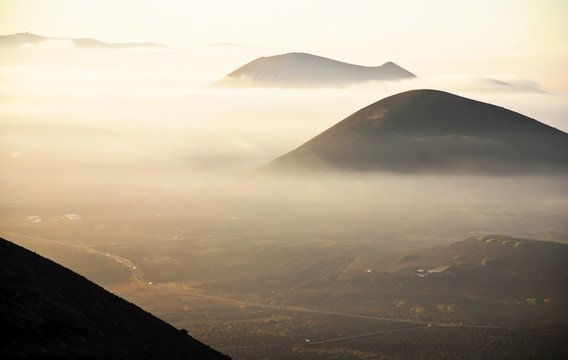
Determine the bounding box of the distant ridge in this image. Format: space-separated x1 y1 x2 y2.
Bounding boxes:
0 32 164 49
0 237 230 360
213 52 416 88
259 89 568 174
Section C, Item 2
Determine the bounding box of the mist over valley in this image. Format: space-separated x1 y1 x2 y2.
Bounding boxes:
1 22 568 360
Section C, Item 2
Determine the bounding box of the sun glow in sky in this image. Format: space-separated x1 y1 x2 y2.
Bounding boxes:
1 0 566 83
0 0 567 135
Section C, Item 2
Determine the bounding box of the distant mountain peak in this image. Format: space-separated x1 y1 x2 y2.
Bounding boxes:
213 52 416 88
0 32 164 49
259 89 568 175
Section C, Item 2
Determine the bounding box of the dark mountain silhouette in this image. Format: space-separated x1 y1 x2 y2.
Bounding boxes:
213 52 416 88
0 238 230 360
260 89 568 174
0 33 164 49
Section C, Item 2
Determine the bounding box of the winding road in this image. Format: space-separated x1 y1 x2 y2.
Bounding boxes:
1 229 503 350
217 326 429 350
168 286 501 329
0 231 148 284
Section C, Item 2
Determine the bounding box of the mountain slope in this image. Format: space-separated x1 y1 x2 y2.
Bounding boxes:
0 237 230 360
214 52 416 88
369 235 568 300
260 89 568 174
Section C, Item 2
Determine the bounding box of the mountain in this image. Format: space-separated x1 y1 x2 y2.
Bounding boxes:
260 89 568 174
0 237 230 360
0 33 164 49
341 234 568 332
213 52 416 88
380 235 568 301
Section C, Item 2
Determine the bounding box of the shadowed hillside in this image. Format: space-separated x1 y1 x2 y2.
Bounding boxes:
364 235 568 301
260 89 568 174
213 52 416 88
0 238 230 360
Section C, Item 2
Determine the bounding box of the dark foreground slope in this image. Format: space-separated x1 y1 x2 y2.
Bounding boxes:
0 238 230 360
261 89 568 174
213 52 416 88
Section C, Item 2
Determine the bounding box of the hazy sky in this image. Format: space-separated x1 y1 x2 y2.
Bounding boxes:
1 0 567 138
1 0 567 89
2 1 566 49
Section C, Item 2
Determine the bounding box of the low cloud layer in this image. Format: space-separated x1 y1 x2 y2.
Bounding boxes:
1 44 567 179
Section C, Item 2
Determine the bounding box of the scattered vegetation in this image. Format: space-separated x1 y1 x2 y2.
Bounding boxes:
396 254 419 262
514 241 535 248
481 257 498 266
7 216 568 360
